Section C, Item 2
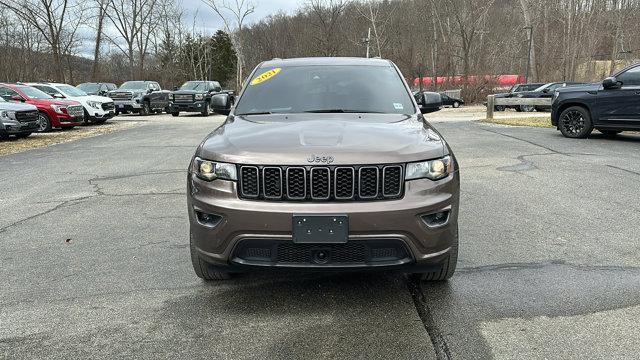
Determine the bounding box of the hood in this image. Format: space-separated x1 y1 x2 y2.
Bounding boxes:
109 90 145 95
0 101 37 111
86 95 113 103
198 114 447 165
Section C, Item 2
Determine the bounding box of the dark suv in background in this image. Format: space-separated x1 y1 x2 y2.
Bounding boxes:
552 63 640 138
169 81 235 116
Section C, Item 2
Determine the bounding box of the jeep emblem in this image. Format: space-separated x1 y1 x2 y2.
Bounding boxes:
307 155 334 164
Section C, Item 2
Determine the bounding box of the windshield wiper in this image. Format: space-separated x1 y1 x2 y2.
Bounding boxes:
303 109 383 113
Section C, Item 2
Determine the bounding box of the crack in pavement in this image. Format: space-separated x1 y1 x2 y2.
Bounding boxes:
89 169 185 182
458 259 640 273
606 164 640 177
407 277 452 360
481 128 565 154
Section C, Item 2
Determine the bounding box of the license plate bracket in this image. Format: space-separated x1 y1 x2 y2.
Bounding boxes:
292 214 348 244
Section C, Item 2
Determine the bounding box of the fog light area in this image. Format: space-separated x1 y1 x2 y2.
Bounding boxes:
421 210 450 228
195 210 223 228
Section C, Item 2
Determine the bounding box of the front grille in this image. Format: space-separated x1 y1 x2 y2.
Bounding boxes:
232 239 411 266
174 94 193 102
15 110 38 123
109 92 132 100
101 102 115 111
238 165 404 201
67 105 84 117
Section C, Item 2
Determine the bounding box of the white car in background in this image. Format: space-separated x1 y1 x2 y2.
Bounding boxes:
27 83 116 124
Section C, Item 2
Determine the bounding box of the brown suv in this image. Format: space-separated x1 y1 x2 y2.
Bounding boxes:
187 57 460 281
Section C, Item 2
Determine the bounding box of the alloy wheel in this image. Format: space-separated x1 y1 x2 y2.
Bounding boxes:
37 114 49 132
561 110 586 136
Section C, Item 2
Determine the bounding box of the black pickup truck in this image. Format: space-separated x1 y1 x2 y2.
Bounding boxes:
169 81 235 116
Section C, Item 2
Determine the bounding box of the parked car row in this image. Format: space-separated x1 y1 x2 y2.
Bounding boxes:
1 79 236 140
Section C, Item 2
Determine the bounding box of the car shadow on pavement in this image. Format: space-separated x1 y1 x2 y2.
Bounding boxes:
158 272 435 358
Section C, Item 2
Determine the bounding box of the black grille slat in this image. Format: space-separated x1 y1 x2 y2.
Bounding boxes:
310 168 330 199
240 166 259 197
286 167 306 199
238 165 403 201
383 166 402 196
263 167 283 199
334 167 355 199
358 167 379 198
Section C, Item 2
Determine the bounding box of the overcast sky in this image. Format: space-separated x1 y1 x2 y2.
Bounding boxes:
183 0 306 33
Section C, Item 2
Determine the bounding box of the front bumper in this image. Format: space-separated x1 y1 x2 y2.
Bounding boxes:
55 116 84 127
113 100 142 112
1 120 38 134
188 171 460 271
169 101 207 112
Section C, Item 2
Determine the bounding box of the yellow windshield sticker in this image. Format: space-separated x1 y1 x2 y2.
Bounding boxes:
250 68 281 86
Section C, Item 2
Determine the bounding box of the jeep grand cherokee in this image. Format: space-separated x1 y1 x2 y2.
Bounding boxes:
187 57 460 281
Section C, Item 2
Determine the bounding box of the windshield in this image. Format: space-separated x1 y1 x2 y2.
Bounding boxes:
20 86 53 99
58 85 87 97
180 81 206 91
78 83 99 92
234 65 415 115
119 81 147 90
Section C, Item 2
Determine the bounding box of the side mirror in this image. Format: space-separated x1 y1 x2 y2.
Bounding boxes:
542 88 549 93
173 86 178 91
210 93 227 109
147 89 153 94
11 95 24 102
602 76 619 89
418 92 443 114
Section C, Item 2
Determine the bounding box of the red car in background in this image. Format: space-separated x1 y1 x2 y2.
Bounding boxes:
0 83 84 132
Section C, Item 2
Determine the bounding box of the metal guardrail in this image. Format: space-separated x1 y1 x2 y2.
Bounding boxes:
486 95 552 119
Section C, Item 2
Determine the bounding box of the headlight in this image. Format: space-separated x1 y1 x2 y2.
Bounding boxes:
405 156 452 181
195 94 204 100
191 157 237 181
0 110 15 120
50 104 67 114
170 94 175 100
87 101 101 109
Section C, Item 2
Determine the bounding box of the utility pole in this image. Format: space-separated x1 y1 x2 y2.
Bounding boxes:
524 26 533 83
362 28 371 58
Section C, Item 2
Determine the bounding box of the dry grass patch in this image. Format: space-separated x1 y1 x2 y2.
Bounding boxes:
482 116 553 128
0 120 139 157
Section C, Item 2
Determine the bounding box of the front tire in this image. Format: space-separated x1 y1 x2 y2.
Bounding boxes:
139 102 150 116
171 111 180 117
190 232 231 280
453 101 460 108
495 105 505 112
559 106 593 138
201 101 211 116
520 105 534 112
37 112 52 132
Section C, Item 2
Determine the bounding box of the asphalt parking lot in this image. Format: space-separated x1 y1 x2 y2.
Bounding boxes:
1 113 639 359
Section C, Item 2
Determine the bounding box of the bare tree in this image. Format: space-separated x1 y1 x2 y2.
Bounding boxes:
201 0 255 90
90 0 108 80
0 0 83 81
104 0 158 79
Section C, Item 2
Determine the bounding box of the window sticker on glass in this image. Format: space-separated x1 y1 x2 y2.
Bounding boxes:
250 68 282 86
393 103 404 110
